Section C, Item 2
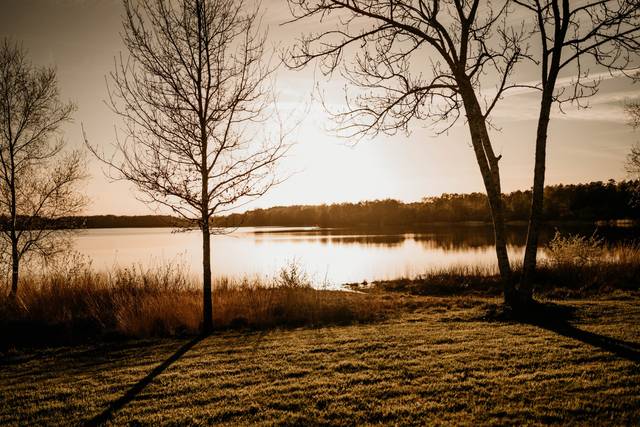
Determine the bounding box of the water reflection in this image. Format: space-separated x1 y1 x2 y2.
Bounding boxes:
254 234 406 247
72 225 638 287
254 224 637 250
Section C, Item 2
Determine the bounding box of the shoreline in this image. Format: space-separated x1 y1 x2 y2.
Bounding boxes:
50 218 640 230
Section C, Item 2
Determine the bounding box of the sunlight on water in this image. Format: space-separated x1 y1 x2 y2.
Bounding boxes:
71 226 530 287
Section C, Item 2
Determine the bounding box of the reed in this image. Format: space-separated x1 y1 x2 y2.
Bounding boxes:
0 258 391 348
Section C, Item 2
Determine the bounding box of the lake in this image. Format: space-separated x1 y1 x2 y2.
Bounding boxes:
72 224 637 286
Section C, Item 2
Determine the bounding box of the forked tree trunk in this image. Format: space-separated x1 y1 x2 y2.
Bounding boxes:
202 219 213 333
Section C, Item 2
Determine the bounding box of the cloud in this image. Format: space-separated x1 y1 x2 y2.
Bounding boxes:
489 71 640 124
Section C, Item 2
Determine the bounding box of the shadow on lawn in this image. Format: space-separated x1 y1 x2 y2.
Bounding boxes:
486 302 640 363
85 334 207 426
529 317 640 363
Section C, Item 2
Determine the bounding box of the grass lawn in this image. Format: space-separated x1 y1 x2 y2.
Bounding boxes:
1 295 639 425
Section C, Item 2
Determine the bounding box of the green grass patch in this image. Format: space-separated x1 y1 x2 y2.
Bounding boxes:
0 296 638 425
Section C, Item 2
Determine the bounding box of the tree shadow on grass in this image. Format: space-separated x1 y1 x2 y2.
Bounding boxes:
84 334 207 426
485 302 640 363
533 319 640 362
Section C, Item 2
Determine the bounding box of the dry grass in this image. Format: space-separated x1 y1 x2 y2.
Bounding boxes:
355 241 640 298
0 259 392 348
1 296 638 425
3 235 639 347
353 264 505 296
536 238 640 297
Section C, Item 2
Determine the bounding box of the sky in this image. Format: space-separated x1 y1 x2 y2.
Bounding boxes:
1 0 638 216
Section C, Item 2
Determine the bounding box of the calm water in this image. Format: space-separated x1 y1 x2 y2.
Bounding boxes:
72 225 637 286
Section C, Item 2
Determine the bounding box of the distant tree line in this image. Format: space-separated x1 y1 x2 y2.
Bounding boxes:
0 215 189 230
215 180 640 228
3 180 635 230
72 215 191 229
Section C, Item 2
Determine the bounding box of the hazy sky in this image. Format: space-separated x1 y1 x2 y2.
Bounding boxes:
1 0 638 215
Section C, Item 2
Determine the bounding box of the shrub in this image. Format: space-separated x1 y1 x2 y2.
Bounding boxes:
545 230 605 266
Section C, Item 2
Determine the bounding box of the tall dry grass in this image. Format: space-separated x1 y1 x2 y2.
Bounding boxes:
355 234 640 297
0 257 391 348
359 264 505 296
536 232 640 296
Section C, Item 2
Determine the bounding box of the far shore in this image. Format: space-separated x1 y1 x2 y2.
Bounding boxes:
55 217 640 230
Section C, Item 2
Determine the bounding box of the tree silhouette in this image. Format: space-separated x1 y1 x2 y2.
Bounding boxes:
513 0 640 304
87 0 288 332
626 100 640 205
285 0 528 304
626 101 640 129
0 39 86 297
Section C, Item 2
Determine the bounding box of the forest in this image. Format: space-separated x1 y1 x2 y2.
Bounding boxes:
215 180 640 228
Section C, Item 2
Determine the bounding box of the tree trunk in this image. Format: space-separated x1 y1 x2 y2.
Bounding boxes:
520 80 557 304
201 219 213 333
195 3 213 334
519 104 551 303
459 80 514 304
9 155 18 297
487 185 514 303
10 238 19 297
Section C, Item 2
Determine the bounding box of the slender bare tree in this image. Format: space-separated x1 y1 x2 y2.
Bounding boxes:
87 0 288 332
630 142 640 175
627 100 640 128
626 101 640 204
285 0 527 304
0 39 86 298
513 0 640 304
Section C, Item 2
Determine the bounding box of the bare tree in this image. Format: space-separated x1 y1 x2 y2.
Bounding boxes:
0 39 86 297
630 142 640 175
627 100 640 128
285 0 527 304
87 0 288 332
626 101 640 204
513 0 640 304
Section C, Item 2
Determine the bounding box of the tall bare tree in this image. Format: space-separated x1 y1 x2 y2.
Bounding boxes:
285 0 527 304
0 39 86 297
87 0 287 332
513 0 640 304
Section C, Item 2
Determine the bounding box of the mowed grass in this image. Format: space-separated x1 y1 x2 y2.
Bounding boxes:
1 296 639 425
